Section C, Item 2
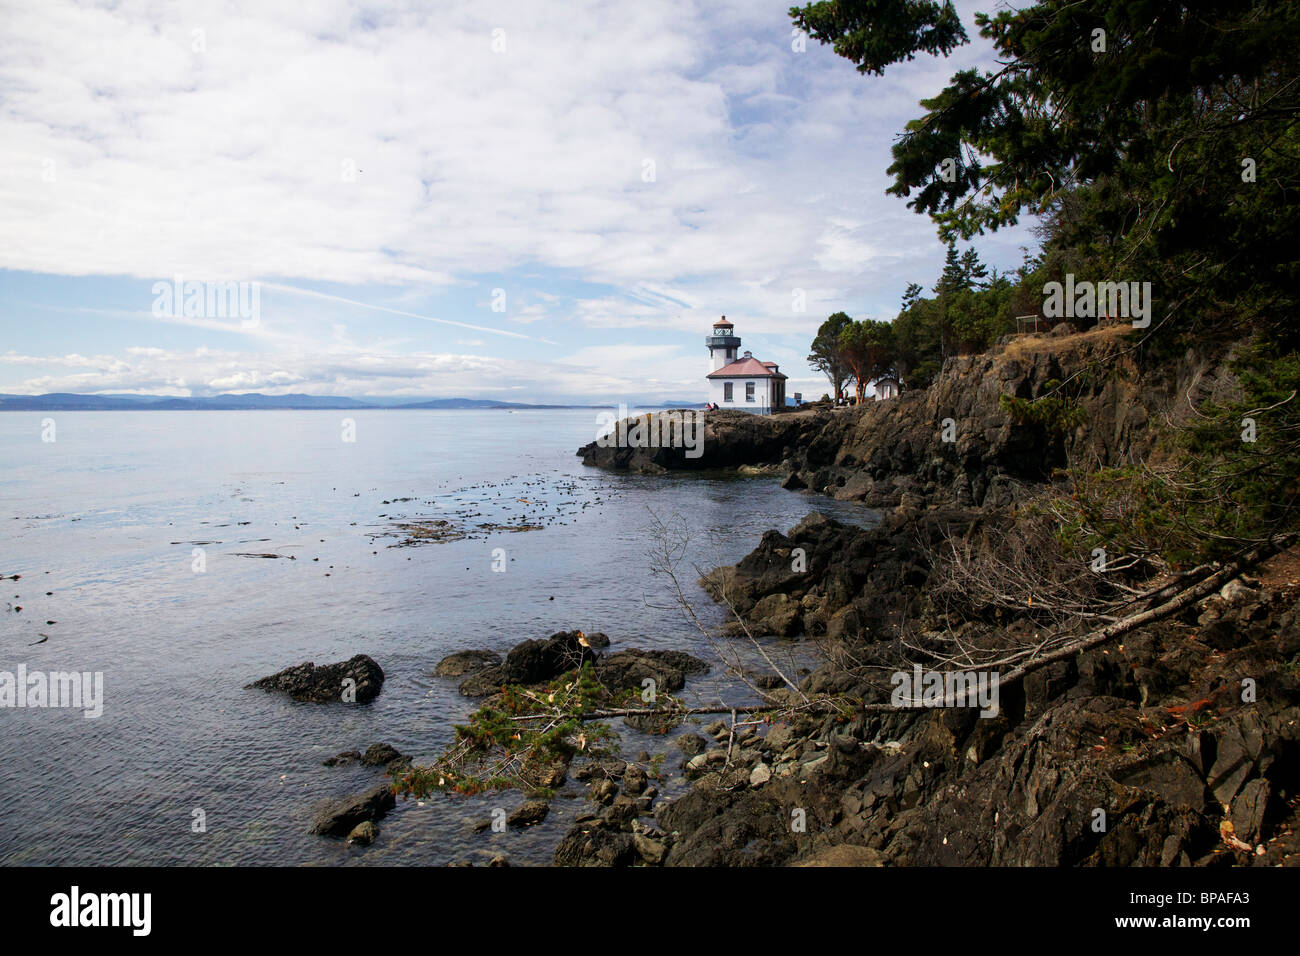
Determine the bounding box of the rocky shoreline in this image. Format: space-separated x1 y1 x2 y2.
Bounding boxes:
547 329 1300 867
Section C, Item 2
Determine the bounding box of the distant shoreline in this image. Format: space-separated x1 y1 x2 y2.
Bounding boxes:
0 394 709 412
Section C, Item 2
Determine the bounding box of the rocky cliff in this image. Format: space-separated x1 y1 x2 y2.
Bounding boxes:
576 407 829 474
579 325 1231 508
781 325 1213 507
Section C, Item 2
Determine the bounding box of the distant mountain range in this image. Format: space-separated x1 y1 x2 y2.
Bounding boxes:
0 392 707 411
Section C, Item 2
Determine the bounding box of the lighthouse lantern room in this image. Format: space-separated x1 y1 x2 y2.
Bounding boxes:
706 316 740 371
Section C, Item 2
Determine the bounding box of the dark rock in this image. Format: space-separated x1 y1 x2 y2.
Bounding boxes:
1113 751 1208 813
458 666 506 697
507 800 550 828
595 649 708 694
1231 778 1270 845
361 742 410 768
553 825 636 866
434 649 502 677
1207 712 1265 804
676 733 708 756
659 785 797 867
501 630 597 684
323 749 362 767
577 408 827 475
602 795 639 829
248 654 385 704
310 784 395 836
622 763 648 795
347 821 378 845
573 759 624 782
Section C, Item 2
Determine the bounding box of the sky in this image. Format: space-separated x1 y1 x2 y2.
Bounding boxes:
0 0 1039 404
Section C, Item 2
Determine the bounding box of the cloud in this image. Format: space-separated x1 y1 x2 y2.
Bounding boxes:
0 343 695 402
0 0 1041 400
263 283 552 342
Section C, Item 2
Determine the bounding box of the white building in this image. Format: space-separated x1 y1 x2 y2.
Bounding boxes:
874 375 900 400
705 316 787 414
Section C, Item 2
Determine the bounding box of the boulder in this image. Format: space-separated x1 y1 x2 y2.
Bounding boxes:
676 733 708 756
347 821 378 846
500 630 597 684
309 784 395 836
590 778 618 805
248 654 385 704
458 666 506 697
553 825 636 866
622 763 648 796
361 742 410 769
323 749 362 767
434 649 502 677
594 649 708 694
507 801 550 828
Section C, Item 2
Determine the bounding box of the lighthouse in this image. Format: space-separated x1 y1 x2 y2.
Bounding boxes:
706 316 740 371
704 316 787 414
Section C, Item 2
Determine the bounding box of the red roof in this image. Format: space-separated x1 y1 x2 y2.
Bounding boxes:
707 356 787 379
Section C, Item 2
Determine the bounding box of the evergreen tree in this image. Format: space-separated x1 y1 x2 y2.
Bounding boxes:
901 282 923 311
960 247 988 288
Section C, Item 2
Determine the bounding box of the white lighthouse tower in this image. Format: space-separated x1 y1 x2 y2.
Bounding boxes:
706 316 740 371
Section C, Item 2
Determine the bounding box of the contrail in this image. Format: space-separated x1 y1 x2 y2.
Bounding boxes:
263 283 555 343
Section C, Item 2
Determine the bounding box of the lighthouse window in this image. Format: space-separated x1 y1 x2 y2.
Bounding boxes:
723 382 733 402
745 382 755 402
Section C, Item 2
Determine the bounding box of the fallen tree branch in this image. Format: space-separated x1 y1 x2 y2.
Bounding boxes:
998 532 1297 687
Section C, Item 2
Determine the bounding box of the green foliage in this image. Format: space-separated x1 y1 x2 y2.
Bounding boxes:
1060 345 1300 567
839 317 897 402
794 0 1300 344
789 0 967 77
887 242 1010 384
808 311 855 397
394 663 622 798
894 296 943 387
999 379 1087 434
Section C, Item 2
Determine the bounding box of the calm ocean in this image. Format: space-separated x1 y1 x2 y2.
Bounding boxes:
0 409 875 865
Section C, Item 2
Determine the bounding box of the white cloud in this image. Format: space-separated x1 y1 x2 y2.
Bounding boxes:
0 0 1041 400
0 343 700 402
